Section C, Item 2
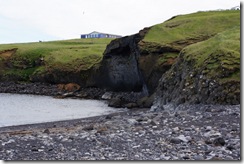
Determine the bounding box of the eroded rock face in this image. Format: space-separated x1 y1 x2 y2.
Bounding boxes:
30 69 93 88
153 52 240 109
95 35 144 92
95 27 177 95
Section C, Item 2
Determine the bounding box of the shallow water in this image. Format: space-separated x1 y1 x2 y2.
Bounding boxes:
0 93 126 127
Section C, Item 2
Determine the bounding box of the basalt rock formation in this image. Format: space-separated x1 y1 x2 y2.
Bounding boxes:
95 27 178 95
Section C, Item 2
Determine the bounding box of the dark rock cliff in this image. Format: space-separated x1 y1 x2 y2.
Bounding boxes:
95 30 148 92
95 28 177 95
154 54 239 107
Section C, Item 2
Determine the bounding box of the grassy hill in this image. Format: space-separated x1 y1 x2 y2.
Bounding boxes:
147 10 240 105
0 38 113 81
143 10 240 51
137 9 240 93
182 26 240 83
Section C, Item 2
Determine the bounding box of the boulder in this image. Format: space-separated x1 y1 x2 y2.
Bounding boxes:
137 94 154 108
108 98 123 108
125 103 138 109
101 92 113 100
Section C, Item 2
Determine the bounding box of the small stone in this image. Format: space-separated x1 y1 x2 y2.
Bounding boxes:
170 138 182 144
151 120 160 126
210 132 221 137
43 129 50 134
31 147 39 152
105 115 112 119
193 155 204 160
226 145 235 151
204 131 221 138
213 137 225 146
184 128 192 131
132 145 140 149
173 127 180 131
125 103 138 109
177 135 190 143
160 155 171 160
220 124 227 128
182 155 190 160
205 140 212 145
127 119 138 125
225 156 234 160
205 126 212 131
101 92 112 100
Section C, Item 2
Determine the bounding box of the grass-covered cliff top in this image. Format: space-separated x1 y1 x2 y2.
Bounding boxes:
0 38 113 81
143 10 240 51
0 38 113 70
182 26 240 82
138 9 240 94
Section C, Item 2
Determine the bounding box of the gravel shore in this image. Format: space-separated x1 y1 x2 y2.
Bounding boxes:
0 104 240 160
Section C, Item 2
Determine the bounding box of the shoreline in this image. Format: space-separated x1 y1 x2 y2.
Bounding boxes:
0 107 149 133
0 81 149 108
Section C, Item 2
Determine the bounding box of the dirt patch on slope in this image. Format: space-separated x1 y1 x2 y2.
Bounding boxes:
0 48 18 59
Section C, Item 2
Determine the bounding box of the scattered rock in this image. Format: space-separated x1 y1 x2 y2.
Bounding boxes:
177 135 191 143
213 137 225 146
101 92 113 100
43 129 50 134
193 155 205 160
127 119 138 125
170 138 182 144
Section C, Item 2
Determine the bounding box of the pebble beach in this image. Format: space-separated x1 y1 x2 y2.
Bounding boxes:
0 104 240 160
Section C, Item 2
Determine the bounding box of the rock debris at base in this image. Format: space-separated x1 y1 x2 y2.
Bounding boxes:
0 104 240 160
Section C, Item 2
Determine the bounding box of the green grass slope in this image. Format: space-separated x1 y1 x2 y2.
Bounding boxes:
0 38 113 81
151 10 240 105
137 10 240 93
182 26 240 82
143 10 240 51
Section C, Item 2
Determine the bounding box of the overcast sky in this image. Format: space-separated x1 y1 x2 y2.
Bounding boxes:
0 0 240 44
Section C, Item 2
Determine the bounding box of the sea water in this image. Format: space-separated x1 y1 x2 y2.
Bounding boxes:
0 93 125 127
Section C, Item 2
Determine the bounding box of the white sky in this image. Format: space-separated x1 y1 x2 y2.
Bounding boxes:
0 0 241 44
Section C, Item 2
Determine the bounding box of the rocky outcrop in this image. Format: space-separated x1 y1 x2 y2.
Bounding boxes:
30 67 98 88
95 27 178 95
153 54 240 109
95 34 145 92
153 27 240 108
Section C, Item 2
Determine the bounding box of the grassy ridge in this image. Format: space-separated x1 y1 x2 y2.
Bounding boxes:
0 38 113 81
137 10 240 93
143 10 240 50
182 26 240 82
